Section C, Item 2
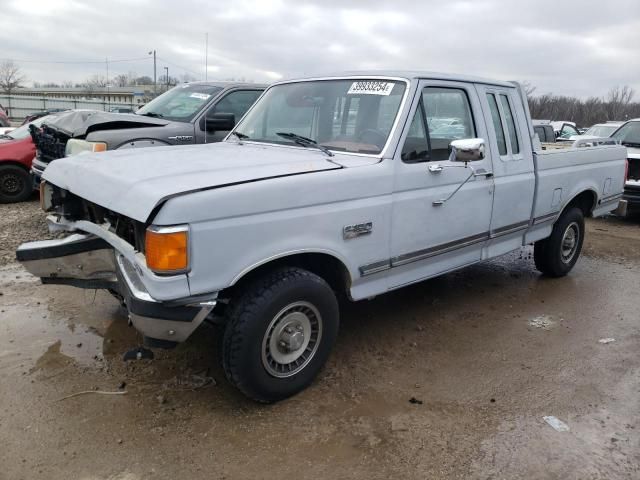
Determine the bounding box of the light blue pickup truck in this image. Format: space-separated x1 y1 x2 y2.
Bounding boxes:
17 71 627 402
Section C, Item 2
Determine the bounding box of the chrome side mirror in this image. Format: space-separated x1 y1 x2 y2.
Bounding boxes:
449 138 485 162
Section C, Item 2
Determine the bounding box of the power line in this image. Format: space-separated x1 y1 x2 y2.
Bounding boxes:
0 56 151 65
156 56 201 78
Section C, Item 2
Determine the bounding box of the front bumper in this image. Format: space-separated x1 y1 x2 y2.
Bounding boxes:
31 158 47 188
16 218 216 344
622 183 640 214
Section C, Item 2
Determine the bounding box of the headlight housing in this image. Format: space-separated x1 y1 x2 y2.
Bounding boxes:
145 225 189 274
65 139 107 156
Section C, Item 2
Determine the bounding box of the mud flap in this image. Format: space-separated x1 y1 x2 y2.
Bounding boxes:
16 234 117 289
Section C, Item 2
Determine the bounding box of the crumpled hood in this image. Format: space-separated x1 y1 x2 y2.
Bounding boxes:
42 109 169 137
43 141 342 222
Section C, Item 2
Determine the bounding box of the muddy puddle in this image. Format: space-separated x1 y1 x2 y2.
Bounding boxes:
1 227 639 479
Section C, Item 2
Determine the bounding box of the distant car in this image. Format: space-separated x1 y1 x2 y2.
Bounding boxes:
611 119 640 215
31 81 266 186
551 121 581 141
568 122 623 141
108 106 135 114
533 124 555 143
0 114 60 203
0 104 9 127
21 109 68 125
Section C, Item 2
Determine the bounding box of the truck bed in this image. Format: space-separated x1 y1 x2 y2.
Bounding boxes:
533 141 627 222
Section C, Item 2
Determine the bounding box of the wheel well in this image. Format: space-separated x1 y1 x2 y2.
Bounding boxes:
223 253 352 300
564 190 597 217
0 161 30 173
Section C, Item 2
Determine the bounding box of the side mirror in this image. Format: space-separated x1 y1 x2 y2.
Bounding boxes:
201 112 235 132
449 138 485 162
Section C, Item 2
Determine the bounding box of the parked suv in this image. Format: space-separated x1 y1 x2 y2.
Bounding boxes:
30 81 266 185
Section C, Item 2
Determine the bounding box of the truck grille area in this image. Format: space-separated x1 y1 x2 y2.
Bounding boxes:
30 124 69 163
51 186 146 253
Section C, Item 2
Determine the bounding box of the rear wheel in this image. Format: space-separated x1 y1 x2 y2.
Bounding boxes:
534 207 585 277
0 165 32 203
221 267 339 403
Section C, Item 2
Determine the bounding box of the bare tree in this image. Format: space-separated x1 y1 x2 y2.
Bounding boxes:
0 60 27 95
113 73 130 87
527 84 640 126
520 80 537 97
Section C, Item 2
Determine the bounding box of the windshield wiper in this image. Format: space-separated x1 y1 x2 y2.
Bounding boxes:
230 131 249 140
276 132 334 157
622 141 640 148
138 111 164 118
0 134 12 140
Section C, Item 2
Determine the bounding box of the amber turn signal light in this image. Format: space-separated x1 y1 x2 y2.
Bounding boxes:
145 226 189 273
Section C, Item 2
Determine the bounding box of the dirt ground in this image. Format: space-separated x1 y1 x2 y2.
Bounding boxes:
1 199 639 479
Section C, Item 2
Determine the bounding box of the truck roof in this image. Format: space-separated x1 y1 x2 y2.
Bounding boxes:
186 80 269 89
279 70 516 89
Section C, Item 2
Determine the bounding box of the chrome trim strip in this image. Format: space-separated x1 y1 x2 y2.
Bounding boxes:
533 212 559 225
147 224 189 234
391 232 489 268
359 259 391 276
359 220 534 277
490 220 530 238
600 193 623 204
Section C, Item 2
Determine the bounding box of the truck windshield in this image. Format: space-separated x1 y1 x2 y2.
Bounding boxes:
611 121 640 146
233 79 407 155
5 115 51 140
584 125 618 137
136 84 223 122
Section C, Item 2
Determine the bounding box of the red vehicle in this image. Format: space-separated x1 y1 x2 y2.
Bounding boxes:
0 115 53 203
0 104 10 127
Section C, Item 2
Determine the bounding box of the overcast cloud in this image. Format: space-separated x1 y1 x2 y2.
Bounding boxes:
1 0 639 98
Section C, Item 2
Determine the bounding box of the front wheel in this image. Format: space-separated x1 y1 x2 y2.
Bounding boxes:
0 165 32 203
534 207 585 277
222 267 339 403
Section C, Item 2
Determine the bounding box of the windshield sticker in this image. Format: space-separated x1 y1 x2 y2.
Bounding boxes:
189 93 211 100
347 81 394 96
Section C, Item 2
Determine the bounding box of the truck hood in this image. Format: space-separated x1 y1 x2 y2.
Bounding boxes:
42 110 169 137
43 141 343 222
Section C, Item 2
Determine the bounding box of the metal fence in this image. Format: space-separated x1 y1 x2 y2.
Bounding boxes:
0 94 139 121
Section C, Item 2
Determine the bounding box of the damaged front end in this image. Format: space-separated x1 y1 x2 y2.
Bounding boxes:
16 183 216 348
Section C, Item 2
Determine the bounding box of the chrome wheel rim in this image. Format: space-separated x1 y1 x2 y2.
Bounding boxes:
561 221 580 263
262 301 322 378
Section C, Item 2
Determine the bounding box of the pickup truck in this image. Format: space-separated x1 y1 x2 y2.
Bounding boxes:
17 71 627 403
611 118 640 215
30 81 265 186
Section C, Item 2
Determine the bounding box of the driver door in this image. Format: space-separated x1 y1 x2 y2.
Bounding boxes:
387 81 495 289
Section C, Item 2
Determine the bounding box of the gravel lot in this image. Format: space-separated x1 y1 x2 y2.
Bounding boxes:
0 200 639 479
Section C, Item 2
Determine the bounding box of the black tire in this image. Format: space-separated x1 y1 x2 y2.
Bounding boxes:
222 267 339 403
0 165 32 203
534 207 585 277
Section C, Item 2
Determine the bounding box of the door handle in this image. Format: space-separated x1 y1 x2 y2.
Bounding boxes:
428 164 444 173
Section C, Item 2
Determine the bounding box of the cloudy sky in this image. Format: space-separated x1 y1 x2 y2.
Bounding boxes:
2 0 639 98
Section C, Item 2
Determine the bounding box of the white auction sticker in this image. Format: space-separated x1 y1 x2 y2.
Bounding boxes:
347 81 394 96
190 92 211 100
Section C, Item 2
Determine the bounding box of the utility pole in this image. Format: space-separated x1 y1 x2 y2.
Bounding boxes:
205 33 208 81
106 57 110 108
164 67 169 91
149 50 157 96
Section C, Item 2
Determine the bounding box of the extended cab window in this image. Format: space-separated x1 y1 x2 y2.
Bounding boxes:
499 95 520 154
559 124 579 139
401 87 476 162
486 94 507 155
